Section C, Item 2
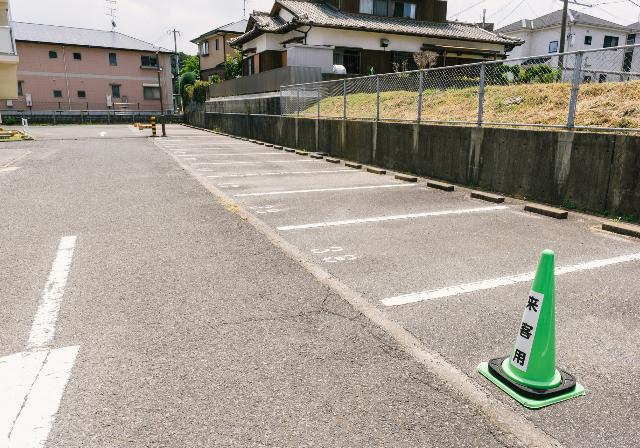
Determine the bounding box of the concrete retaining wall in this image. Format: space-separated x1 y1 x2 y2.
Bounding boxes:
1 110 183 125
205 96 281 115
189 112 640 217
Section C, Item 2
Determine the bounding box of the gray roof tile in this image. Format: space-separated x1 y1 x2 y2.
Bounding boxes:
191 20 248 43
496 9 631 34
14 22 170 52
230 0 522 47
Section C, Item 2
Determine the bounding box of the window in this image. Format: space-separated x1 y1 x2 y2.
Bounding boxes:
49 50 58 59
78 90 86 99
247 55 255 75
584 35 592 45
627 34 636 45
549 41 558 53
143 86 161 99
393 52 418 71
53 90 63 98
215 38 219 51
603 36 619 48
599 74 607 83
333 49 361 74
109 53 117 66
374 0 388 16
391 2 416 19
141 55 158 67
111 85 120 98
199 41 209 56
73 52 81 60
583 75 592 83
17 81 22 96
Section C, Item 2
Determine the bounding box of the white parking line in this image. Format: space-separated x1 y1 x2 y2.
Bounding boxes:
235 184 414 197
207 169 355 178
278 205 507 231
194 160 320 165
27 236 77 350
178 153 283 156
381 251 640 306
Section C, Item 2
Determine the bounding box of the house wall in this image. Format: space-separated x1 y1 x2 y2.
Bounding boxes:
197 31 242 75
9 42 173 110
323 0 447 23
286 45 333 73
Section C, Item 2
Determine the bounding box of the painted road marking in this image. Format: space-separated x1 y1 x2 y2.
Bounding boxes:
278 206 508 231
207 169 354 178
0 236 80 448
235 184 414 197
312 247 344 254
381 251 640 306
323 255 358 263
195 160 320 166
249 205 280 214
178 153 283 156
27 236 77 350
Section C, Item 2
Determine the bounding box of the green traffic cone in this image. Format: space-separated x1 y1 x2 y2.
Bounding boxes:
478 249 585 409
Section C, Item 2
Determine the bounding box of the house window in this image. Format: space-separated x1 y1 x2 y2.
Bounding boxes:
599 74 607 83
624 34 636 72
17 81 22 96
78 90 86 99
141 55 158 67
359 0 388 16
49 50 58 59
333 49 361 74
583 75 592 83
199 41 209 56
109 53 117 66
73 52 82 61
584 35 592 45
216 38 219 51
603 36 619 48
247 55 255 75
144 86 161 99
111 85 120 98
549 41 558 53
53 90 63 98
391 2 416 19
393 52 418 71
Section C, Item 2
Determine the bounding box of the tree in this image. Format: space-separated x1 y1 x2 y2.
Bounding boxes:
180 71 196 93
210 74 221 83
413 50 439 70
170 52 192 75
224 49 242 79
180 55 200 80
193 81 211 102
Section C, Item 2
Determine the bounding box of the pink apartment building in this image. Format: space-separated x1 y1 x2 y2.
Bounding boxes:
6 22 174 111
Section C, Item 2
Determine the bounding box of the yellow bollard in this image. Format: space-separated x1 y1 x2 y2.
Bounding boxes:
151 117 157 137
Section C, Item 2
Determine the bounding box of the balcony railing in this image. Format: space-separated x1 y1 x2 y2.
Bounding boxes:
0 26 17 55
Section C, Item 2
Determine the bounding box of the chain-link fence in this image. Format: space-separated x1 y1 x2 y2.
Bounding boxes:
280 45 640 132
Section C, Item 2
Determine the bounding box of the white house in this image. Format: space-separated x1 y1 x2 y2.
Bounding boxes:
496 9 638 82
229 0 522 76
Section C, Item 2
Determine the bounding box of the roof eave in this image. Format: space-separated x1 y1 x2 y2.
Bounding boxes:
16 39 172 53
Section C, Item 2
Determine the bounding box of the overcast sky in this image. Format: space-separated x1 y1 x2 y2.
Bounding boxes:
11 0 640 55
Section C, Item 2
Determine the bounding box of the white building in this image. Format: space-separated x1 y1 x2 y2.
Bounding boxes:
496 9 638 82
229 0 522 76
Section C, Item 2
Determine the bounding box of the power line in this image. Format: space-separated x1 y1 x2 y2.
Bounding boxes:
495 0 526 26
449 0 488 18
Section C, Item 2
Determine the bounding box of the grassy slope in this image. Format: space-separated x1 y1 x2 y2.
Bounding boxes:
310 80 640 129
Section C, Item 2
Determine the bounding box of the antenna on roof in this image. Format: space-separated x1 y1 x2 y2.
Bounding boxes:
244 0 251 18
105 0 117 31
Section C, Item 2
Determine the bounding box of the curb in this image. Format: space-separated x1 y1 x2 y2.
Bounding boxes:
367 167 386 175
470 191 505 203
602 222 640 238
326 157 340 164
427 180 454 191
395 174 417 182
524 204 568 219
345 162 362 169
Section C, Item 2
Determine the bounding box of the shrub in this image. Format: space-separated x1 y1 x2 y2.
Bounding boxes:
180 72 196 93
224 49 242 79
192 81 211 102
4 116 16 125
182 84 194 105
210 74 221 83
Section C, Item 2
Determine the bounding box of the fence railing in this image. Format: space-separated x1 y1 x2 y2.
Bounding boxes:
210 66 321 98
280 45 640 132
0 101 172 112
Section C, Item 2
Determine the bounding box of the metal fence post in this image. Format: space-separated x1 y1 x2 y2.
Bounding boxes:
343 79 347 119
477 63 486 127
417 70 424 123
280 88 283 116
297 85 300 117
317 82 320 118
376 75 380 121
567 52 583 131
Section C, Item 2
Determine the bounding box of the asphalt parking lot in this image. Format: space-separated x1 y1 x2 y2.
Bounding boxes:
155 124 640 448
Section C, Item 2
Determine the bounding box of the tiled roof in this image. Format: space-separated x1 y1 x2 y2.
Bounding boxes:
230 0 522 47
496 9 631 34
14 22 171 52
191 20 248 43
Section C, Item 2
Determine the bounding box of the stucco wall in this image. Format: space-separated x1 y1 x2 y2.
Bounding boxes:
9 42 173 111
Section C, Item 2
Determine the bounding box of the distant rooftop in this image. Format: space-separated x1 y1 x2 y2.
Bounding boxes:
13 22 171 53
496 9 631 33
191 20 248 43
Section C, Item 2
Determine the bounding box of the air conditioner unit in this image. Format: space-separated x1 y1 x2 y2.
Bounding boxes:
6 100 13 107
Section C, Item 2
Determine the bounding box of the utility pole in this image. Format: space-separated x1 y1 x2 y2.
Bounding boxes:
156 50 166 137
558 0 569 67
172 29 181 112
